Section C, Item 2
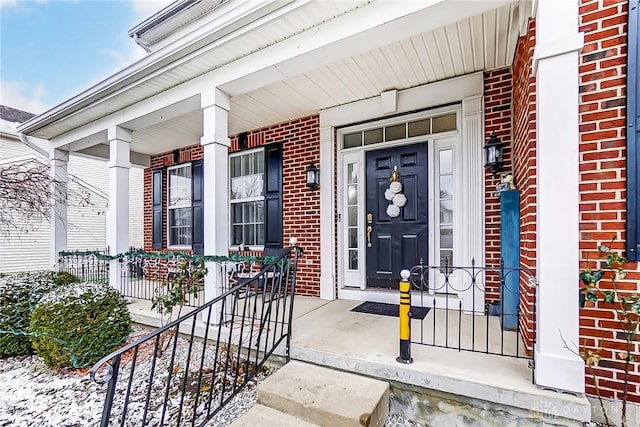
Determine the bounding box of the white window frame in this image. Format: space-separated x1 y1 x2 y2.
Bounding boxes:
337 106 462 303
229 147 265 250
167 163 192 249
427 135 462 297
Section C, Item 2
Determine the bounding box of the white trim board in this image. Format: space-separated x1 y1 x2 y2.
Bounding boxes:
318 72 485 302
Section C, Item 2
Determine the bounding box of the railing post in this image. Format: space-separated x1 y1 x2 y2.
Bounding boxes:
397 269 413 364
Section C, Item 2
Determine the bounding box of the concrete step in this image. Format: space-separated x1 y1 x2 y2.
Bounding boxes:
231 404 319 426
256 360 389 427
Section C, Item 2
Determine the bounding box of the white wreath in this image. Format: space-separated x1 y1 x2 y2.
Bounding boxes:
386 204 400 218
392 193 407 207
384 188 395 201
389 181 402 194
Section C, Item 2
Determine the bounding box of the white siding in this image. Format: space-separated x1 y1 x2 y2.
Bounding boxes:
0 137 145 273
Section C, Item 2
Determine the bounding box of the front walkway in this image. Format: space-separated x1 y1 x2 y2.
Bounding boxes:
127 296 590 425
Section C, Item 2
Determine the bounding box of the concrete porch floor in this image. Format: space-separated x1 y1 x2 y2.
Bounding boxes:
126 296 591 425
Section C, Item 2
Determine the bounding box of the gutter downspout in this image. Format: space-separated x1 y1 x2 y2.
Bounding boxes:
19 132 47 157
18 132 109 201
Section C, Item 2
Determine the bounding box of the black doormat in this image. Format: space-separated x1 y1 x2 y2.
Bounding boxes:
351 301 430 320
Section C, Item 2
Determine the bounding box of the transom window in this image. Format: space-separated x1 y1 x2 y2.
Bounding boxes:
167 164 192 247
230 149 265 247
342 112 457 149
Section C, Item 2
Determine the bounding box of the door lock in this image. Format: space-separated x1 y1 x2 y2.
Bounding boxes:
367 213 373 224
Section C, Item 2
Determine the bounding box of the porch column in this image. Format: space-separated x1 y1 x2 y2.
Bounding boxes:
50 148 69 270
533 0 584 394
319 124 336 300
201 88 230 313
107 127 131 293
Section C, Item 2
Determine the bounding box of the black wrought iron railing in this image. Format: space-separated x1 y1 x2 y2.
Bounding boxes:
408 259 537 360
90 246 302 427
58 248 110 283
118 250 205 307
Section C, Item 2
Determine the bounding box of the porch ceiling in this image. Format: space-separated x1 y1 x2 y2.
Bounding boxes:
227 3 519 134
135 2 519 151
22 0 520 155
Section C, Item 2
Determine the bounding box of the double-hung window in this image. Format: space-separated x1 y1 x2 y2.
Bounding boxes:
167 164 192 247
230 149 265 247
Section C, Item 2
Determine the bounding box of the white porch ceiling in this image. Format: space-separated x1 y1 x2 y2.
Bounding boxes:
228 3 519 134
31 0 521 157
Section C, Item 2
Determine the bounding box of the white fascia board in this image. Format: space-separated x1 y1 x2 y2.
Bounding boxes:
17 0 294 136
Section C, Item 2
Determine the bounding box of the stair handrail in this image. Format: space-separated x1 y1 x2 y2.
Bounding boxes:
90 246 303 427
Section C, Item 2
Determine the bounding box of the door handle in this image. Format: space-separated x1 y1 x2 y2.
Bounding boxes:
367 225 373 247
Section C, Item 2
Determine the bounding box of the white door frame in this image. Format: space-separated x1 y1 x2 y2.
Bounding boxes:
319 72 485 312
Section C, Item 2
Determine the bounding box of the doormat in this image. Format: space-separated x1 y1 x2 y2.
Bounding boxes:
351 301 430 320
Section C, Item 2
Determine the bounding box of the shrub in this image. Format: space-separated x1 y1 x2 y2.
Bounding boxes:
29 282 131 368
0 271 62 357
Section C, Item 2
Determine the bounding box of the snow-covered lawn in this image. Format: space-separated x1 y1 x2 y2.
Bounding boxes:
0 328 265 427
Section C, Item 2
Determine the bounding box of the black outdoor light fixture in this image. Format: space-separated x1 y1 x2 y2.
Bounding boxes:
306 162 320 190
483 132 505 177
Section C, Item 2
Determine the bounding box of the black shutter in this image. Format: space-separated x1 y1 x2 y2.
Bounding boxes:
627 0 639 261
192 160 204 255
264 143 283 248
152 168 163 250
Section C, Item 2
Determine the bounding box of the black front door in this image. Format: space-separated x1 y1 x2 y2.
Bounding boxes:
365 143 428 288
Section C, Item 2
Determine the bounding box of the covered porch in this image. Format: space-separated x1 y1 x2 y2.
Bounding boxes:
19 0 586 405
124 295 590 426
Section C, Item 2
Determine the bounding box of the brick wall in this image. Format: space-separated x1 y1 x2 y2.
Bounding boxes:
484 67 513 303
144 115 322 296
579 0 640 403
511 18 537 353
230 115 321 297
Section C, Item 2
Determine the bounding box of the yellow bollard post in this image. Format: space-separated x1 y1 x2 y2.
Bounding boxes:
397 269 413 364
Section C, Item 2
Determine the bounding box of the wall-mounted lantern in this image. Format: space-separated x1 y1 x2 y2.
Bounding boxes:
306 162 320 190
483 132 505 177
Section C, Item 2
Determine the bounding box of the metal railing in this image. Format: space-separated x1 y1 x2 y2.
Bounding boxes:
408 259 537 360
118 250 205 307
58 248 110 283
90 246 302 427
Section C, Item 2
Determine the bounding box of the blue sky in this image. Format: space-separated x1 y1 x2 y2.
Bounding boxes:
0 0 172 115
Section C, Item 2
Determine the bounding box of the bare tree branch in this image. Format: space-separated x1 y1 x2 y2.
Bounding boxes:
0 158 99 236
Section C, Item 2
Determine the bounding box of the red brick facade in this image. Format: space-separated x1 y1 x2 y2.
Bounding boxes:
511 18 537 354
579 0 640 402
484 67 513 304
143 116 321 296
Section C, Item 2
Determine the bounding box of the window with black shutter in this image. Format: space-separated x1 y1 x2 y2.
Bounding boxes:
229 144 283 249
627 0 639 261
151 168 163 249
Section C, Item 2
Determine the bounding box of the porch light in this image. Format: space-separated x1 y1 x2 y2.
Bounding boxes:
483 132 505 177
306 162 320 190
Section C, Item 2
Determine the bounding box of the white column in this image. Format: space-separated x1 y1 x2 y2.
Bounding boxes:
107 127 131 292
461 95 485 313
319 124 336 300
50 148 69 270
201 88 230 313
533 0 585 394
